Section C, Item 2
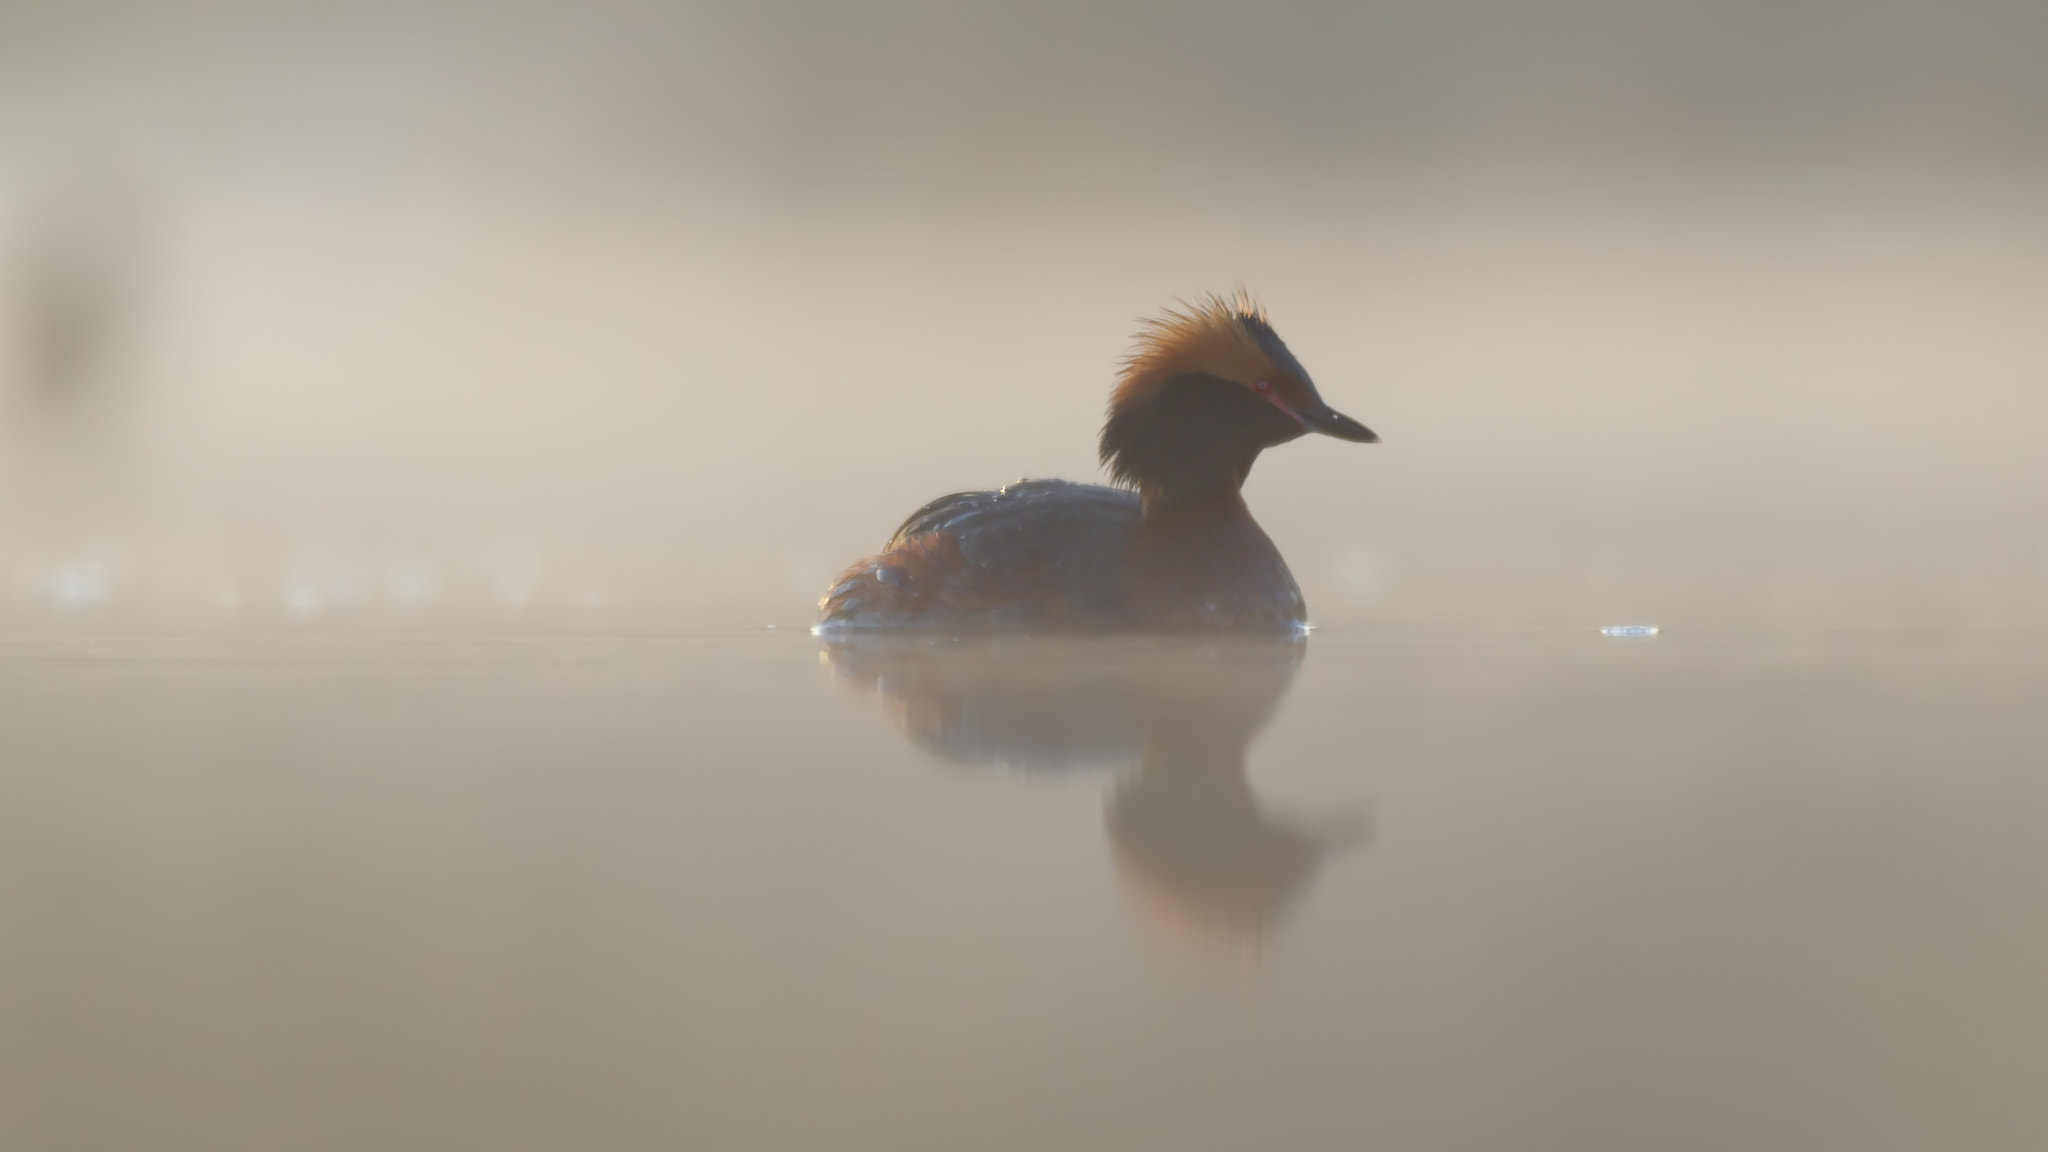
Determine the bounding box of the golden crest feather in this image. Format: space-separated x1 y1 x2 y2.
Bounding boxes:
1110 288 1276 413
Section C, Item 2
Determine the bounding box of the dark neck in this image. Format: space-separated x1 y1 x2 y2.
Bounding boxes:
1140 485 1250 520
1101 372 1269 509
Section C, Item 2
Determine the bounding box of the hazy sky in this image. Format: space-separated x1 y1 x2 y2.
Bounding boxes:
6 0 2047 190
2 1 2045 627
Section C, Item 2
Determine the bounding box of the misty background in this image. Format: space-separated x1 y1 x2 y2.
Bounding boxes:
2 0 2045 630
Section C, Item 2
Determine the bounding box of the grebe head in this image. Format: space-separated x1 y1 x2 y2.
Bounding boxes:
1099 290 1376 501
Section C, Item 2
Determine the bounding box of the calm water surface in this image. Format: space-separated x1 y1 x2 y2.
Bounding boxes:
3 628 2046 1151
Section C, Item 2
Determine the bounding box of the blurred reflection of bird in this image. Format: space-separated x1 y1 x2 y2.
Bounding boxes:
822 634 1366 960
821 291 1377 631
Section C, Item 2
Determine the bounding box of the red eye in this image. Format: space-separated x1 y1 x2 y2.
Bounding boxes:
1253 379 1272 393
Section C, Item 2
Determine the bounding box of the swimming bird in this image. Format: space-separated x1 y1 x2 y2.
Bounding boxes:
819 291 1377 630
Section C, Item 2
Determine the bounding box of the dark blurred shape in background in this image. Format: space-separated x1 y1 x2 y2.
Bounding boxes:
13 174 149 424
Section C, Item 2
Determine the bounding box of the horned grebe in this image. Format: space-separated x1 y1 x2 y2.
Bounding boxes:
820 291 1376 630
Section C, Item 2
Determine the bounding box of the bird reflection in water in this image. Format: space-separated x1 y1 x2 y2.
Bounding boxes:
821 634 1366 961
